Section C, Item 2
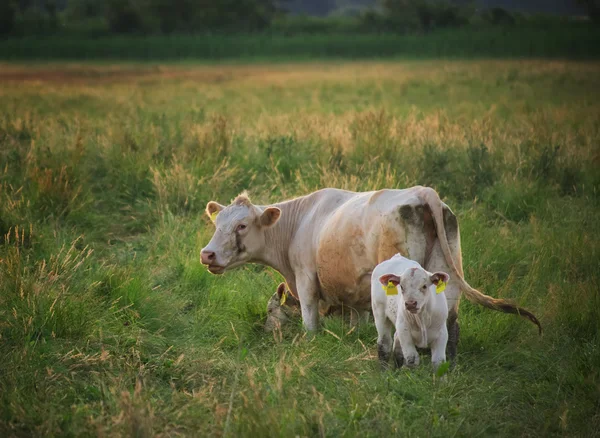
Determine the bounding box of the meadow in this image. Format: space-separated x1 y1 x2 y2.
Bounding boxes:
0 60 599 437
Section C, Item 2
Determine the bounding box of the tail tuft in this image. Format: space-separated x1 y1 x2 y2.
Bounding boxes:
495 301 543 335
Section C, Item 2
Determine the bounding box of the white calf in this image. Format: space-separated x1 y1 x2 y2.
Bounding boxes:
371 254 450 370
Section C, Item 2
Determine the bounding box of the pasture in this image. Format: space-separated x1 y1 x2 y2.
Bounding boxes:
0 60 599 436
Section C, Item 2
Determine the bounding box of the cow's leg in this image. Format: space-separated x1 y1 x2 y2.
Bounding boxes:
447 308 460 364
348 307 359 327
359 310 370 325
393 332 404 368
431 326 448 372
295 271 320 332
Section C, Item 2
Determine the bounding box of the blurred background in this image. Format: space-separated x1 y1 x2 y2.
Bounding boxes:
0 0 598 60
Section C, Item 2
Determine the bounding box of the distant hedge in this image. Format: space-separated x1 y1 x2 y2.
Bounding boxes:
1 26 599 61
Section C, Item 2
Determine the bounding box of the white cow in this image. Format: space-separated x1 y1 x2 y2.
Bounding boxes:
372 254 449 370
201 186 541 359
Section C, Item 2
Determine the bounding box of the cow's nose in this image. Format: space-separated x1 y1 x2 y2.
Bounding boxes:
201 250 216 265
405 300 417 309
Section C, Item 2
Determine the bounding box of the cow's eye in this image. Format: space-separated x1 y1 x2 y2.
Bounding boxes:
421 285 427 290
237 224 247 232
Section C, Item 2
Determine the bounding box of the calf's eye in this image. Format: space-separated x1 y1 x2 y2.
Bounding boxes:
237 224 247 231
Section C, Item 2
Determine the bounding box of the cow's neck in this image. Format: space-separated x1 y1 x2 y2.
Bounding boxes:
251 198 303 281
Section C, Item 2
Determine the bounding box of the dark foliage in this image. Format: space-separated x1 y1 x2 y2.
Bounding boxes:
102 0 281 34
576 0 600 22
382 0 471 32
0 2 17 36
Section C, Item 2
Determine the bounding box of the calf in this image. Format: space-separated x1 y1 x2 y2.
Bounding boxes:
264 283 302 332
371 254 449 371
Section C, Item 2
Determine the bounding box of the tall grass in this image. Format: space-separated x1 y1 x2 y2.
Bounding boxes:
1 25 599 61
0 60 599 436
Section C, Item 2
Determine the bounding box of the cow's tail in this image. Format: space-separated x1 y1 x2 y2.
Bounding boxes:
417 187 542 335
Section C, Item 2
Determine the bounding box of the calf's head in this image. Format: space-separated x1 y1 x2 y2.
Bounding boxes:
264 283 301 332
201 193 280 274
379 268 449 314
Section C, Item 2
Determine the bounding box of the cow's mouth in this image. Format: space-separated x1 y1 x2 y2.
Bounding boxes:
207 265 226 274
407 307 419 314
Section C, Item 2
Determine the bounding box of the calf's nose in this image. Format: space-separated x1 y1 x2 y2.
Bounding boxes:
201 250 216 265
405 300 417 310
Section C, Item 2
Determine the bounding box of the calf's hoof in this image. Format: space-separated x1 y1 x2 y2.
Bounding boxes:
377 344 391 370
393 351 404 369
404 355 420 369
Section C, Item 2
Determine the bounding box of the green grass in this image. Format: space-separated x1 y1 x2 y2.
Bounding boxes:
1 25 600 61
0 60 599 436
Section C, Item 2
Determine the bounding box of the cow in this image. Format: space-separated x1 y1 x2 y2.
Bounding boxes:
372 254 449 370
201 186 541 359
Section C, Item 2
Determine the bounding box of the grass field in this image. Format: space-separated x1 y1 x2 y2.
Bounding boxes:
0 60 599 437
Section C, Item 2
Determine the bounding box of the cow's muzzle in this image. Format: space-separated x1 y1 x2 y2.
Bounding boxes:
201 250 225 274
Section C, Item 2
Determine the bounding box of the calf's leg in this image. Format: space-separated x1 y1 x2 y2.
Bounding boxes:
398 324 420 368
431 326 448 372
393 333 404 368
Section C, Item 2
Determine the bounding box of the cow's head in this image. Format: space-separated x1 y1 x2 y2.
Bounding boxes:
264 283 301 332
379 268 449 314
200 192 280 274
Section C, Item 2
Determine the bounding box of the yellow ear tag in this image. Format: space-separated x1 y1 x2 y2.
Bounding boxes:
382 281 398 296
210 211 219 223
436 280 446 294
280 292 287 306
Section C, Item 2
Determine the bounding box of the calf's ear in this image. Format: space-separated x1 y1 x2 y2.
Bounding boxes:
276 282 300 307
206 201 225 223
430 272 450 285
260 207 281 227
379 274 401 286
276 283 286 299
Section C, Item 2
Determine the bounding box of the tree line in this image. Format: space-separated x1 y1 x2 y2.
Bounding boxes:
0 0 597 37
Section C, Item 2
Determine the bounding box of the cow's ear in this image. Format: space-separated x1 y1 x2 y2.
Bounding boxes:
430 272 450 285
206 201 225 223
260 207 281 227
379 274 401 286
